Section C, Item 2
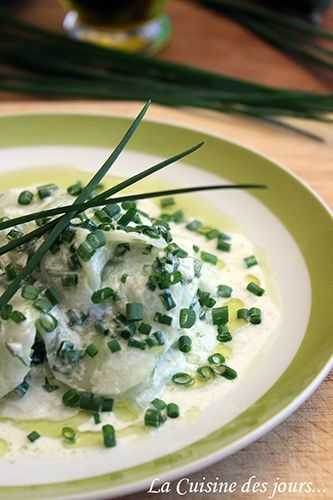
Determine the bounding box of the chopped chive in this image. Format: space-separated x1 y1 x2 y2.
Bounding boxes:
144 408 162 428
192 244 199 253
166 242 188 258
217 284 233 298
247 282 265 296
18 190 34 205
208 352 225 365
118 207 137 226
167 403 180 418
120 273 128 284
200 251 218 265
160 197 175 208
152 330 166 345
62 273 79 288
93 412 101 424
138 322 152 335
37 183 58 200
0 304 13 320
197 289 216 308
78 241 96 261
212 306 229 325
7 229 24 241
244 255 258 268
5 263 22 281
217 325 232 343
108 339 121 353
237 308 249 320
179 308 196 329
101 397 114 412
33 297 53 313
87 230 106 250
79 392 103 413
102 424 116 447
63 389 80 408
217 239 231 252
178 335 192 353
45 287 61 305
104 204 121 218
10 310 26 323
62 426 76 443
67 181 83 196
249 307 262 324
197 365 215 381
21 285 40 301
91 287 117 304
159 291 176 311
151 398 166 410
221 366 238 380
86 343 98 358
128 338 146 350
36 313 58 333
154 312 173 326
126 302 144 321
27 431 40 443
172 372 194 386
94 208 111 224
186 220 202 232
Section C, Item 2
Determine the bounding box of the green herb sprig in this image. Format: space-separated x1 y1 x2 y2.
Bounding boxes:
0 10 332 140
0 103 266 309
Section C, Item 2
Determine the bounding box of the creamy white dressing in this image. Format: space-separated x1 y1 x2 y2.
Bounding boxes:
0 184 280 458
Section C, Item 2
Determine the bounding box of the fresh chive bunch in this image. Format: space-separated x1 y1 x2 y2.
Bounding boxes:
0 11 332 140
200 0 333 75
0 102 266 311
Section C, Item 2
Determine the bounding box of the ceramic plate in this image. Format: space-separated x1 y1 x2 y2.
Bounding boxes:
0 110 332 500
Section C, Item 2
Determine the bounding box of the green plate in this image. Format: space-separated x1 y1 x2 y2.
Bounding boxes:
0 111 332 500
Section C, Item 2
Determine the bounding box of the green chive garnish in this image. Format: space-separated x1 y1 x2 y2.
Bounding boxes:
18 190 33 205
178 335 192 353
45 287 61 305
63 389 80 408
160 197 175 208
78 241 95 261
10 310 26 323
249 307 262 324
154 312 173 326
217 284 233 298
186 220 202 232
86 230 106 250
217 325 232 343
151 398 166 410
67 181 82 196
221 366 238 380
159 291 176 311
138 322 152 335
167 403 180 418
237 308 249 320
126 303 144 322
91 287 116 304
37 183 58 200
21 285 40 301
179 308 196 329
217 239 231 252
108 339 121 353
212 306 229 325
244 255 258 268
247 282 265 296
102 424 116 448
36 313 58 333
33 297 53 313
144 408 162 428
62 273 78 288
208 352 225 365
86 343 98 358
152 330 166 345
62 426 76 443
27 431 40 442
197 365 215 381
172 372 194 386
200 251 218 265
128 338 146 350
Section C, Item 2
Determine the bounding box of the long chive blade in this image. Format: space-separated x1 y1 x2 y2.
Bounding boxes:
0 142 204 255
0 102 150 307
0 182 266 233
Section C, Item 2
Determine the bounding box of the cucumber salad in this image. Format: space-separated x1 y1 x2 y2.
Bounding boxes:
0 181 279 455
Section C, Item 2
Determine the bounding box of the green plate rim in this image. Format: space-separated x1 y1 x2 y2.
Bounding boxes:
0 112 332 500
